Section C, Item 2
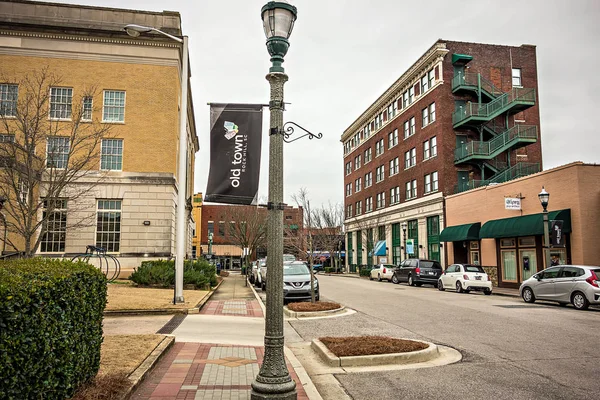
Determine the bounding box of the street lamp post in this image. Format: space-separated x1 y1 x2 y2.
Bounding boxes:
124 24 189 303
0 197 6 254
251 2 298 399
401 221 408 260
538 186 551 269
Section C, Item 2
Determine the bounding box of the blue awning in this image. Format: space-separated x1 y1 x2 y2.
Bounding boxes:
370 241 386 257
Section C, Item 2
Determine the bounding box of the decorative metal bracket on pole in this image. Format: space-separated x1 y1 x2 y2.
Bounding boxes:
269 121 323 143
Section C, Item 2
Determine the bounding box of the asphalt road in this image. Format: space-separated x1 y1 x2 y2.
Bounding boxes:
288 275 600 400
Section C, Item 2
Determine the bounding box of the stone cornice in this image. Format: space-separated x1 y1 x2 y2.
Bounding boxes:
0 29 180 48
341 41 449 142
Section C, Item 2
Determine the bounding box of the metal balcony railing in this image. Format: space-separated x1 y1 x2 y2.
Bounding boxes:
454 162 541 194
452 72 504 98
454 125 538 162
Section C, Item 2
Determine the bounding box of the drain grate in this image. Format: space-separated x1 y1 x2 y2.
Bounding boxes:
156 314 187 334
494 304 544 309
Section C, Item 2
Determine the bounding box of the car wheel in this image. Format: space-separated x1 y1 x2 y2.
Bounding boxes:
261 281 266 291
408 275 414 286
369 274 373 281
438 280 445 291
522 287 535 303
484 289 492 296
455 281 463 293
572 291 589 310
392 275 399 284
378 274 382 282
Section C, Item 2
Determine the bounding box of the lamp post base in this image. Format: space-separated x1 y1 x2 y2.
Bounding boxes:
251 380 297 400
175 296 185 303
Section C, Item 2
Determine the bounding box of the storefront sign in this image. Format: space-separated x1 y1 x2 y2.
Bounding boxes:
406 239 414 255
380 257 387 263
550 220 565 247
504 198 521 210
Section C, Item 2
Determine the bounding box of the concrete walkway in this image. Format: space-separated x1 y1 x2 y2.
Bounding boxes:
130 273 311 400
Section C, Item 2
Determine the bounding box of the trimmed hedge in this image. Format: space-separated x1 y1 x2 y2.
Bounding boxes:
324 267 334 273
359 267 372 277
0 258 107 399
129 259 218 289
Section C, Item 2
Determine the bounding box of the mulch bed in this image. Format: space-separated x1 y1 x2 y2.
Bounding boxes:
320 336 428 357
287 301 342 312
70 373 131 400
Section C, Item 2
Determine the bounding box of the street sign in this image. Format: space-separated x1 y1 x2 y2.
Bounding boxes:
406 239 415 255
550 220 565 247
505 198 521 210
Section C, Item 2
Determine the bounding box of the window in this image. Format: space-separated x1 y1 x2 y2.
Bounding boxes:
425 172 438 193
96 200 122 252
375 165 385 183
219 221 225 236
402 91 409 108
346 183 352 197
365 172 372 188
103 90 126 122
40 199 67 253
355 200 362 215
354 154 361 170
82 96 93 121
346 204 352 218
422 106 429 127
0 134 15 143
46 137 70 168
365 197 373 212
424 136 437 159
345 161 352 175
364 148 372 163
390 186 400 204
408 86 415 104
207 221 214 235
18 179 28 204
404 117 415 139
429 103 436 123
375 139 385 157
428 69 435 88
410 117 416 135
512 68 522 87
376 192 386 209
405 148 416 169
389 157 399 176
50 87 73 119
101 139 123 170
406 180 417 200
421 75 429 93
355 177 362 192
0 84 18 117
388 129 398 148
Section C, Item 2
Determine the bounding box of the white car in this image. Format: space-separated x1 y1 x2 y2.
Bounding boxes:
254 259 266 288
369 264 395 282
438 264 492 295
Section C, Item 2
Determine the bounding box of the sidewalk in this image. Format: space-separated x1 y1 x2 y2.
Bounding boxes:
130 272 311 400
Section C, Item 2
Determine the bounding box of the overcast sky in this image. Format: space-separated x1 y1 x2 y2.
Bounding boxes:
51 0 600 208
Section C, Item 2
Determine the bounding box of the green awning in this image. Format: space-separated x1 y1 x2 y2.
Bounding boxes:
452 53 473 65
480 209 571 239
439 222 481 242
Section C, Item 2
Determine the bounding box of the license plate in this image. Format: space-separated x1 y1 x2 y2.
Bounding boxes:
475 276 482 280
428 271 435 275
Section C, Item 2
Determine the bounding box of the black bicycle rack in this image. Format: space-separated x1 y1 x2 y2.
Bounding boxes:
71 245 121 283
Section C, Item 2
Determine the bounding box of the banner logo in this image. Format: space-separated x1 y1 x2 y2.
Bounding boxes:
224 121 239 140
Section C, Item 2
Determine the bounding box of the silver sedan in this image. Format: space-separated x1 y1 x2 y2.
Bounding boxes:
519 265 600 310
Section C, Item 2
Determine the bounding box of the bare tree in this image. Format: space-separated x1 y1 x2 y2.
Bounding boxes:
0 67 112 257
290 187 318 302
223 205 268 265
312 201 344 272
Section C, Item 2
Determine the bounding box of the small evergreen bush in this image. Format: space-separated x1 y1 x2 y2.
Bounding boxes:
359 267 372 277
129 259 217 289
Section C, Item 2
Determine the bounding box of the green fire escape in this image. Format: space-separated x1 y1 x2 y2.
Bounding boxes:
451 55 540 193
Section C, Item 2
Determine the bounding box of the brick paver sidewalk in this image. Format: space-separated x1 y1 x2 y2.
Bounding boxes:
200 300 264 318
131 342 308 400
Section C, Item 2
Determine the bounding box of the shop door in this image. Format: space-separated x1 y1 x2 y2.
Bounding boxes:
457 170 469 192
519 249 537 282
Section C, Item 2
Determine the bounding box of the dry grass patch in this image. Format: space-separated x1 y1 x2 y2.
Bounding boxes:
70 373 131 400
106 284 209 311
287 301 341 312
320 336 428 357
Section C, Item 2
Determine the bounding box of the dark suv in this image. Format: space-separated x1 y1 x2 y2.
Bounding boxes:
391 259 443 287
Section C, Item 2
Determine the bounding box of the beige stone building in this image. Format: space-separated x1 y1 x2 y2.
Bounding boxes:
441 162 600 288
0 1 198 268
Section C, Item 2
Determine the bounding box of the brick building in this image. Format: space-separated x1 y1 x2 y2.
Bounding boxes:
0 1 198 269
341 39 541 270
441 162 600 288
200 204 303 269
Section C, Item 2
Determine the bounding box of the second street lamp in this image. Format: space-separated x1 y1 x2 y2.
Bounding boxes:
251 2 298 399
538 186 551 269
401 221 408 260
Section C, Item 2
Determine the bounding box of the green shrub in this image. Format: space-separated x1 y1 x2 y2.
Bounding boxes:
129 259 217 289
0 258 107 399
359 267 372 277
324 267 334 273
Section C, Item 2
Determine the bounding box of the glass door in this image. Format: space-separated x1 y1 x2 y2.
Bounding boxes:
501 250 517 283
519 249 537 281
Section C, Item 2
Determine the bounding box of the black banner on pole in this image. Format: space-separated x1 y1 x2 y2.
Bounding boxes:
550 220 565 247
205 103 263 205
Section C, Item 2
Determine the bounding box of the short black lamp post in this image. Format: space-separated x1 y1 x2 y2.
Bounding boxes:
401 221 408 260
0 197 6 254
538 186 551 268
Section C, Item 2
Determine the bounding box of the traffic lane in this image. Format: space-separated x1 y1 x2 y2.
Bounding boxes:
312 275 600 362
335 360 594 400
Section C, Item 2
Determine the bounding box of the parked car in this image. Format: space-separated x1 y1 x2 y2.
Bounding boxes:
519 265 600 310
370 264 395 282
282 261 319 302
254 259 266 289
438 264 492 295
259 261 268 290
391 259 443 287
249 261 257 284
283 254 297 262
312 264 324 273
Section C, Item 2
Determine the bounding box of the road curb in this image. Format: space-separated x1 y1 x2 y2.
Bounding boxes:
284 305 346 318
123 334 175 399
322 273 360 279
311 338 440 368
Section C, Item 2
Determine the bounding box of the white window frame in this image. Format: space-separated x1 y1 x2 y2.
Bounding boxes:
365 197 373 213
46 137 70 169
354 154 361 170
102 90 126 123
364 148 372 164
411 179 417 198
82 96 93 121
424 140 430 160
388 129 398 149
410 117 416 135
421 75 429 93
49 87 73 120
411 148 417 166
365 172 372 188
409 86 415 104
390 186 400 205
96 199 122 253
376 192 386 209
0 83 18 117
404 120 410 139
346 183 352 197
429 103 436 123
356 200 362 215
389 157 399 176
512 68 522 87
428 69 435 88
346 161 352 175
355 177 362 192
431 136 437 157
405 181 412 200
425 174 432 193
346 204 352 218
432 171 438 192
376 165 385 183
40 199 67 253
100 138 123 171
422 106 429 127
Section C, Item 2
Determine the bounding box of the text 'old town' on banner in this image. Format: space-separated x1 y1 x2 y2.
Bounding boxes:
205 103 263 205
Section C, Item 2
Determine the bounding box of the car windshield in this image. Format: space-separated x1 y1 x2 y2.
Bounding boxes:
283 263 309 275
283 254 296 262
464 265 485 273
